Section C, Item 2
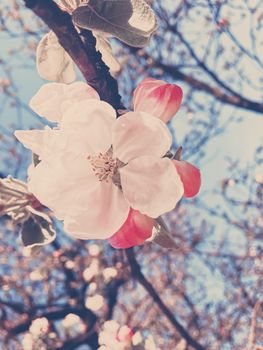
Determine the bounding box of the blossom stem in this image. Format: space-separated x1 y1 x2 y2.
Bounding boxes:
0 187 24 198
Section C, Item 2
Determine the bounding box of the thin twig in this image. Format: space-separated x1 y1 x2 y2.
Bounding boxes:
125 248 206 350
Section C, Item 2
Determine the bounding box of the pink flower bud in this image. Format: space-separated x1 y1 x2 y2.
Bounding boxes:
133 78 183 123
108 209 154 249
172 160 201 198
117 325 134 342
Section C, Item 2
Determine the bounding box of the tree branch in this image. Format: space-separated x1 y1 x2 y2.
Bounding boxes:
128 47 263 115
125 248 206 350
23 0 124 110
158 62 263 115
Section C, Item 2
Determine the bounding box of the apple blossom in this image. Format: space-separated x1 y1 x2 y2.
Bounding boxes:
133 77 183 123
15 84 184 241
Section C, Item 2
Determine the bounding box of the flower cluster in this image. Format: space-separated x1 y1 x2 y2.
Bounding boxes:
15 78 201 248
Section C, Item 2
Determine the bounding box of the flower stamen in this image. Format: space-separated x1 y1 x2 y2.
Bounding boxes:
87 150 117 183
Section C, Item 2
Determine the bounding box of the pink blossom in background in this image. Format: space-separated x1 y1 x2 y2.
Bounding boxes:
133 77 183 123
98 320 133 350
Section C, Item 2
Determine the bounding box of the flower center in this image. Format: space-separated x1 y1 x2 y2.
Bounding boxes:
87 150 118 182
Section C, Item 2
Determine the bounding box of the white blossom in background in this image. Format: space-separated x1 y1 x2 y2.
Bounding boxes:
131 331 143 346
144 335 160 350
65 260 75 269
85 294 105 311
98 320 133 350
29 317 49 336
102 267 118 281
88 282 98 293
22 333 34 350
29 269 44 281
62 313 82 328
62 313 86 335
83 260 100 282
88 243 101 257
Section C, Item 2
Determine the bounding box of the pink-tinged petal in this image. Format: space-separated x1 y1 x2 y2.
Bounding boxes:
63 182 130 240
108 208 154 249
172 160 201 198
14 130 45 156
120 156 184 218
117 326 134 342
61 99 116 153
29 81 99 122
133 77 183 123
112 111 172 163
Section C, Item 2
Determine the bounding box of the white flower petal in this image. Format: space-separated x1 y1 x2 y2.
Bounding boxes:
15 128 71 161
30 83 64 122
14 130 45 156
61 99 116 153
28 159 99 219
36 31 75 83
120 156 184 218
60 81 100 115
112 111 172 163
29 81 99 122
63 182 130 239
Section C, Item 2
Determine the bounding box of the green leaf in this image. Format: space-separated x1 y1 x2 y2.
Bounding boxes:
21 208 56 250
72 0 158 47
150 217 179 250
